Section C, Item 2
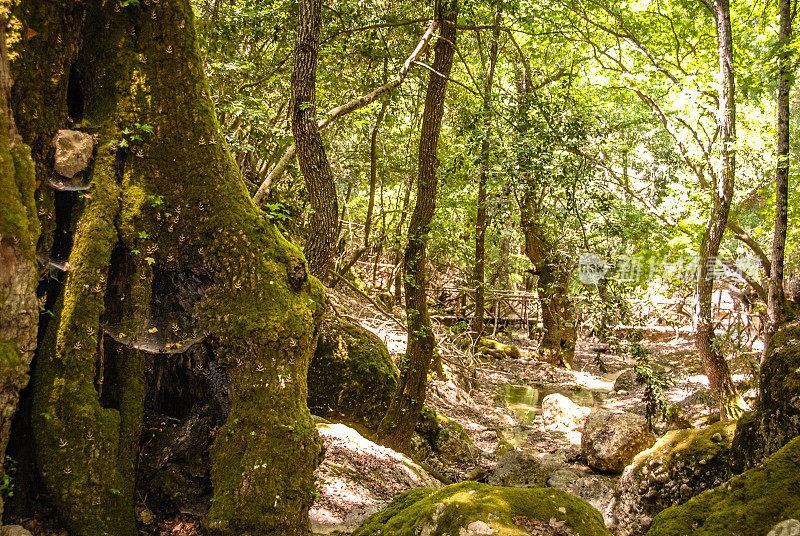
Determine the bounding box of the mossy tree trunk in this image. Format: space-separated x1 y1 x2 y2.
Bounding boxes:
0 7 39 520
520 208 576 369
376 0 458 452
12 1 324 534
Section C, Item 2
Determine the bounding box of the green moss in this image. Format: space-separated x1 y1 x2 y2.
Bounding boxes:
477 339 521 359
309 316 399 430
633 421 735 470
0 340 21 373
647 435 800 536
353 481 613 536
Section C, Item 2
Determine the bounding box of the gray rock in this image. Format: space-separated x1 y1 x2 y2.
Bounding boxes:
547 468 580 488
613 368 642 392
435 421 478 465
768 519 800 536
581 409 656 474
486 449 549 488
52 129 94 178
0 527 33 536
541 393 590 431
310 423 440 535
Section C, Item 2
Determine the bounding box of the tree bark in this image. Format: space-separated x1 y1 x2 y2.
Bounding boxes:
377 0 458 452
364 95 390 247
695 0 747 419
292 0 339 279
471 8 500 338
13 1 325 534
252 19 439 203
520 198 576 368
0 9 39 520
766 0 794 357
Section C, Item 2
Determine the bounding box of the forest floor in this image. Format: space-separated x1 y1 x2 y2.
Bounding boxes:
11 285 760 536
329 284 760 484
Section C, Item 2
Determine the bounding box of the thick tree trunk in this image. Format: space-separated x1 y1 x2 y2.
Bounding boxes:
695 0 747 419
292 0 339 279
13 1 324 534
377 0 458 452
471 10 500 339
0 11 39 520
766 0 794 356
521 201 576 368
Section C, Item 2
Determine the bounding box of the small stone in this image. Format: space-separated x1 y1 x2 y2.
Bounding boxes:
768 519 800 536
711 432 723 443
460 520 494 535
138 509 155 525
0 526 33 536
52 129 95 178
679 483 693 500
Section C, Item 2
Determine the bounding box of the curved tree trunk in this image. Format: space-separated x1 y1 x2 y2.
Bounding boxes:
13 1 324 534
765 0 794 356
377 0 458 452
0 11 39 520
695 0 747 419
292 0 339 279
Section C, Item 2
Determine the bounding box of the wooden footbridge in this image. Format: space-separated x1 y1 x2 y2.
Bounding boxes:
428 287 540 332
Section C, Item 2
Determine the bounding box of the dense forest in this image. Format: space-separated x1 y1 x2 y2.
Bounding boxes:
2 0 800 534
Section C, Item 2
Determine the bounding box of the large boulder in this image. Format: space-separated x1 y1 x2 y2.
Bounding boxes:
51 129 94 178
352 481 614 536
582 409 656 474
731 322 800 470
646 435 800 536
541 393 590 431
310 423 440 535
486 449 549 488
308 316 398 430
611 421 736 536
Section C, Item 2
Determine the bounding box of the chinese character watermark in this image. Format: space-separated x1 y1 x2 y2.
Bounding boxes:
578 252 761 284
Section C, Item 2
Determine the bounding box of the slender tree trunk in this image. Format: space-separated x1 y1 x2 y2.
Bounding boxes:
0 11 39 520
695 0 747 419
292 0 338 279
364 96 390 247
14 1 324 534
253 20 439 203
471 9 500 338
766 0 794 357
377 0 458 452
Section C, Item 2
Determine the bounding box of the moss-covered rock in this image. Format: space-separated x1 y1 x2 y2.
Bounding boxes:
646 434 800 536
731 322 800 471
477 338 521 360
411 406 477 469
352 481 613 536
308 316 398 430
612 421 736 536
